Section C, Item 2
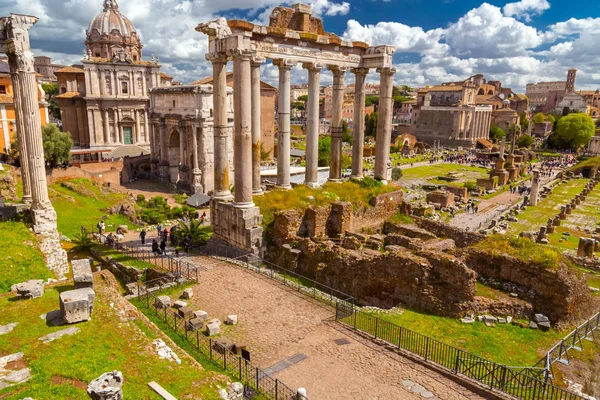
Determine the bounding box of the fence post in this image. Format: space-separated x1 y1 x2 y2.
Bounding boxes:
238 357 242 380
275 380 278 400
454 351 461 374
374 317 379 339
196 330 200 351
255 367 259 390
425 337 429 361
223 347 227 370
210 338 213 360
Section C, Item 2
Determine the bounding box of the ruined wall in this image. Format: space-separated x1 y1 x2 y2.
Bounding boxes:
464 249 592 324
413 217 486 248
292 239 476 316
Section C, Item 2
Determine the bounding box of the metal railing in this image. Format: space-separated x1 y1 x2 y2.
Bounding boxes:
135 281 307 400
537 312 600 374
335 303 584 400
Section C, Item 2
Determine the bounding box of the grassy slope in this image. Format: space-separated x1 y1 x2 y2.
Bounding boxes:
0 278 225 399
0 220 54 292
49 178 135 239
254 180 400 226
399 163 490 186
367 307 566 366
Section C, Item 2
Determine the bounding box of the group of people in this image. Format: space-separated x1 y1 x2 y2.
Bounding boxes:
147 223 194 257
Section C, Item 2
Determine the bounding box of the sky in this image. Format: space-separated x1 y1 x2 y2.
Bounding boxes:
1 0 599 92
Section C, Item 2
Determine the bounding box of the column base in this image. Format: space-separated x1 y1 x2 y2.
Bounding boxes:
22 195 33 205
252 188 264 196
328 178 343 184
31 205 58 234
305 181 320 189
210 201 264 256
212 190 234 202
349 175 363 181
233 201 256 209
275 184 292 191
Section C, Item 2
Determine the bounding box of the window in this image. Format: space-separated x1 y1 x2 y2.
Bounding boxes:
60 85 66 94
172 100 176 108
121 81 128 94
95 52 101 57
0 85 6 95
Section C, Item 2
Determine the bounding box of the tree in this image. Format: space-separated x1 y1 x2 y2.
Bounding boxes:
42 124 73 168
556 113 595 150
176 220 211 245
517 134 534 148
393 96 411 109
42 83 61 120
318 137 331 167
533 113 546 123
545 114 555 124
365 96 379 108
297 94 308 103
595 119 600 128
341 120 352 144
519 113 529 130
291 101 305 111
365 112 378 137
489 125 506 142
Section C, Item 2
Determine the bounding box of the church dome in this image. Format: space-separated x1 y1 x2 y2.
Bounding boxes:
85 0 142 62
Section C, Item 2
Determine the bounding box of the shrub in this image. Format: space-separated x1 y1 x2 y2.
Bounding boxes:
391 167 403 181
464 181 477 190
136 194 146 203
359 176 383 189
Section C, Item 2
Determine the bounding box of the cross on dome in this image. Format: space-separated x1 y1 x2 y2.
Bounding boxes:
103 0 119 11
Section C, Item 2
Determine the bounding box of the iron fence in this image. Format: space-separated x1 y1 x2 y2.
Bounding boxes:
536 312 600 375
335 303 584 400
136 282 307 400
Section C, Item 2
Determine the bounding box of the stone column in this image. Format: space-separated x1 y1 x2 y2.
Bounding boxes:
159 122 167 160
208 54 233 200
374 67 396 182
274 59 294 189
303 62 322 188
100 70 106 96
178 121 186 182
134 110 141 144
9 61 32 204
251 57 264 195
351 68 368 179
113 109 119 144
529 170 540 206
329 66 346 182
231 50 254 207
143 110 150 144
5 14 56 231
102 109 110 144
191 124 202 193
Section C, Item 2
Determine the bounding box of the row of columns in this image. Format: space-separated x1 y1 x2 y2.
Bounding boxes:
207 52 397 208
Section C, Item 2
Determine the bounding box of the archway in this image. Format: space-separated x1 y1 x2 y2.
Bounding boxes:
121 117 135 144
478 88 485 95
488 90 494 95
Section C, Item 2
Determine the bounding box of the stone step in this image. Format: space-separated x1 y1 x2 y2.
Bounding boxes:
148 381 178 400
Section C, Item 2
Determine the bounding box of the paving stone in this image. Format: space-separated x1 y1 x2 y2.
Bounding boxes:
410 384 426 394
401 380 415 388
15 280 44 299
173 300 187 309
39 327 80 343
0 322 18 335
421 391 435 398
194 310 208 320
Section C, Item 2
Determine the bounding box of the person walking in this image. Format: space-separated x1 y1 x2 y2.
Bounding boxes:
139 229 147 245
100 221 105 234
162 228 169 243
157 223 163 237
97 220 102 234
159 240 166 256
151 239 159 255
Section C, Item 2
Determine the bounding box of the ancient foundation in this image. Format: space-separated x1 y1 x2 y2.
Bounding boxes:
210 201 264 255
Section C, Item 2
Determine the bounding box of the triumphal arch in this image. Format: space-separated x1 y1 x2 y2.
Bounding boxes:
197 4 396 254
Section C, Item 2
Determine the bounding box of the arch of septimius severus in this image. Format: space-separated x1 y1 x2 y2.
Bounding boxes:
0 14 68 276
197 4 396 255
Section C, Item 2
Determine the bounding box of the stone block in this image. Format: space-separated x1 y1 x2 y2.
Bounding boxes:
538 322 551 332
187 317 204 331
181 288 193 299
206 321 220 336
533 314 550 323
178 307 194 319
15 280 44 299
342 236 362 250
72 258 93 289
529 321 538 329
154 296 171 309
226 315 238 325
194 310 208 320
87 370 123 400
173 300 187 309
60 288 95 324
426 190 455 208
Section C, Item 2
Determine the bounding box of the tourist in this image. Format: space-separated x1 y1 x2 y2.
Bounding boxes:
116 226 124 235
162 228 169 242
183 235 191 253
160 240 167 256
157 223 162 237
100 221 105 234
151 239 159 255
97 220 102 234
139 229 147 245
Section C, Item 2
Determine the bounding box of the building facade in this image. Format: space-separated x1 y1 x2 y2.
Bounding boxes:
55 0 169 155
526 69 576 112
33 56 66 83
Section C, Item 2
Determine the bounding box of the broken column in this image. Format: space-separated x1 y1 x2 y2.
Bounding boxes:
60 287 95 324
537 226 548 244
577 237 596 258
328 66 346 182
87 371 123 400
14 279 44 299
529 170 540 206
72 259 93 289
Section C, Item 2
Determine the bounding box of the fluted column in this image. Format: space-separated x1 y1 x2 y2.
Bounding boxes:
232 50 254 207
351 68 368 179
102 109 110 144
191 123 202 194
374 67 396 182
5 14 56 231
251 57 264 195
9 63 32 204
329 66 346 182
159 122 167 161
274 59 294 189
209 54 233 200
113 109 119 144
303 62 323 188
135 110 141 144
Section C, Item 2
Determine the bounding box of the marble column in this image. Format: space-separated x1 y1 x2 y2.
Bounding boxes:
102 109 110 144
143 110 150 144
178 122 186 182
374 67 396 182
134 110 141 144
303 62 322 188
159 122 167 160
329 66 346 182
191 124 202 194
251 57 264 195
5 14 56 231
9 62 32 204
209 54 232 200
274 59 294 189
113 109 119 144
232 51 254 207
351 68 368 179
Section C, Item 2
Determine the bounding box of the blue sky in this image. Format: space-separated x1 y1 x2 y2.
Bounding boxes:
2 0 599 91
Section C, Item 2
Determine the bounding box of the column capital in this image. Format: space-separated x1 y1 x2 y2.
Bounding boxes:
251 56 266 66
273 58 297 70
376 67 396 76
351 67 369 77
227 48 253 60
302 62 324 72
206 52 228 64
328 65 347 76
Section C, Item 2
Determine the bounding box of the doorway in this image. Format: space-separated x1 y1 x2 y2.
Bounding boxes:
123 127 133 145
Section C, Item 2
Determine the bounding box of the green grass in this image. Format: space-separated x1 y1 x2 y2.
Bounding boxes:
474 235 564 270
388 212 414 225
49 178 136 239
0 279 226 399
399 163 490 185
363 307 567 366
0 220 55 292
571 156 600 172
91 244 156 271
254 180 400 226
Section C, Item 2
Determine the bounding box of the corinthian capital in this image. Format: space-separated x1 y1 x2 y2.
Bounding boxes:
1 14 38 73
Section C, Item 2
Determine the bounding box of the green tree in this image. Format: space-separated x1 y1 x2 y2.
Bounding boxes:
545 114 555 124
489 125 506 142
393 96 412 108
291 101 305 111
533 113 546 123
341 120 353 144
318 136 331 167
365 96 379 108
297 94 308 103
42 83 61 120
517 134 534 148
42 124 73 168
519 113 529 130
556 113 595 149
365 111 378 137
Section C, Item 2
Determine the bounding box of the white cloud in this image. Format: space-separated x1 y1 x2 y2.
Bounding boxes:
502 0 550 22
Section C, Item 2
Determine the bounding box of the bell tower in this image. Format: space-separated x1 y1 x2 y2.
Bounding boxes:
566 68 576 93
